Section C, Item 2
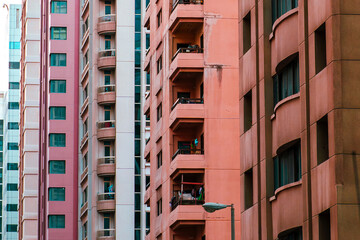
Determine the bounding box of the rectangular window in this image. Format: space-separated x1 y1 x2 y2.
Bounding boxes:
319 209 330 240
50 27 67 40
8 122 19 129
0 137 2 151
50 80 66 93
8 143 18 150
6 224 17 232
7 184 17 191
243 12 251 54
9 82 19 89
6 204 17 211
157 199 162 216
157 151 162 169
50 53 66 66
49 107 66 120
157 103 162 122
49 160 66 174
272 0 298 23
273 141 301 191
315 23 326 74
7 163 18 170
48 215 65 228
49 187 65 201
157 9 162 28
82 222 88 239
51 1 67 14
317 114 329 165
273 57 299 106
9 42 20 49
105 5 111 15
244 169 253 210
8 102 19 109
105 35 111 49
49 133 66 147
244 90 252 132
9 62 20 69
157 55 162 74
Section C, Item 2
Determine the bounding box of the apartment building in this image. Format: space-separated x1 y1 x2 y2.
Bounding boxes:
239 0 360 239
78 0 149 239
143 0 241 239
0 92 5 239
38 0 79 239
18 0 41 239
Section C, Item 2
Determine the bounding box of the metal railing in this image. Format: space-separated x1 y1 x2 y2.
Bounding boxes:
172 148 204 160
98 49 116 58
171 98 203 110
97 192 115 201
98 14 116 23
97 229 115 237
98 85 115 93
172 47 203 61
172 0 204 10
98 156 115 165
170 191 204 211
97 120 115 129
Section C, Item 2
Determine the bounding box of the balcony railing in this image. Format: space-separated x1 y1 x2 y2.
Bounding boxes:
98 85 115 93
170 187 204 211
98 49 116 58
98 156 115 165
98 192 115 201
171 98 203 110
97 229 115 238
172 0 204 10
172 148 204 160
97 120 115 129
172 47 203 61
98 14 116 23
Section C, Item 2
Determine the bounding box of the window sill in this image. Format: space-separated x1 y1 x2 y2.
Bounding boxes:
269 8 298 41
269 179 302 202
271 93 300 120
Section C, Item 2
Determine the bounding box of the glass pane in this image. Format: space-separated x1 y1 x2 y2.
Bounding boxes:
135 157 141 174
135 86 140 103
135 212 141 228
135 69 141 85
135 193 140 210
105 5 111 15
49 160 66 174
135 140 140 156
135 15 141 32
49 188 65 201
105 111 111 121
49 215 65 228
135 176 141 192
135 33 141 51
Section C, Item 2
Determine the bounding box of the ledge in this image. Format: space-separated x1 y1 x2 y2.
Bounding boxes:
271 93 300 120
269 179 302 202
269 8 299 41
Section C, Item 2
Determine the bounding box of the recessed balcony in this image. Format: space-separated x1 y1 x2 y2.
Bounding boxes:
144 92 150 116
97 85 116 105
98 50 116 70
98 15 116 35
97 121 116 140
97 229 115 240
170 149 205 177
80 201 88 218
97 157 116 176
169 205 205 231
97 193 115 212
170 0 204 34
169 100 204 131
80 165 88 185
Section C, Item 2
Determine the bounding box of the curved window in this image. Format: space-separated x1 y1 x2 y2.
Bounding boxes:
273 57 299 107
272 0 298 23
274 141 301 191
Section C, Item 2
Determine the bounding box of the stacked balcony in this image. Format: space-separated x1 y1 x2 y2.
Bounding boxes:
98 15 116 35
98 85 116 105
97 157 116 176
97 192 116 212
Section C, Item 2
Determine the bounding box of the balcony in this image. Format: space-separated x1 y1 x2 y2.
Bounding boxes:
98 50 116 70
80 201 88 218
169 205 205 231
81 0 89 18
97 229 115 240
97 121 116 140
97 157 116 176
144 92 150 116
170 0 204 33
97 85 116 105
97 193 115 212
144 137 151 160
170 149 205 177
80 165 88 185
80 131 89 150
98 15 116 35
169 99 204 131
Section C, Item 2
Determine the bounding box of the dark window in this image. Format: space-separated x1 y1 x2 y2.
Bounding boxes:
51 1 67 14
273 57 299 106
135 212 141 228
243 12 251 54
319 209 330 240
244 169 253 210
157 55 162 74
50 80 66 93
244 90 252 132
50 27 67 40
48 215 65 228
157 103 162 122
7 163 18 170
49 133 66 147
6 224 17 232
8 143 18 150
9 62 20 69
50 53 66 66
9 82 19 89
315 23 326 74
6 204 17 211
157 199 162 216
7 184 17 191
279 227 302 240
49 160 66 174
272 0 298 23
49 107 66 120
49 187 65 201
8 102 19 109
8 122 19 129
317 114 329 165
274 141 301 191
157 9 162 28
157 151 162 168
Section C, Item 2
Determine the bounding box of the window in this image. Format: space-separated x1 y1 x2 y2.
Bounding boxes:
50 27 67 40
82 153 88 171
8 122 19 129
9 42 20 49
0 137 2 151
315 23 326 74
49 133 66 147
244 90 252 132
157 9 162 28
6 224 17 232
157 198 162 216
7 163 18 170
273 57 299 106
105 1 111 15
157 55 162 74
278 227 302 240
82 187 88 205
8 102 19 109
319 209 330 240
49 107 66 120
157 103 162 121
104 71 111 85
82 222 88 240
49 160 66 174
157 151 162 168
244 169 253 210
243 12 251 54
9 62 20 69
9 82 19 89
105 35 111 49
6 204 17 211
7 184 17 191
317 114 329 165
51 1 67 14
8 143 18 150
48 215 65 228
50 53 66 66
50 80 66 93
272 0 298 23
49 187 65 201
273 141 301 191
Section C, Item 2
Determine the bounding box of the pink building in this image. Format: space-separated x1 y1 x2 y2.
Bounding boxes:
38 0 79 239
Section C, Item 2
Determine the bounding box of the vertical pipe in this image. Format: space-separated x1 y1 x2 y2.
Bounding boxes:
231 204 235 240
